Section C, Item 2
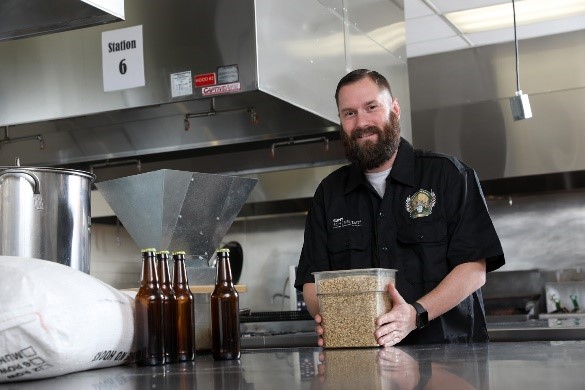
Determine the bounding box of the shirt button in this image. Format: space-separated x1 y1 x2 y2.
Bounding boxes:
379 212 384 218
381 246 388 252
418 234 424 240
345 240 350 247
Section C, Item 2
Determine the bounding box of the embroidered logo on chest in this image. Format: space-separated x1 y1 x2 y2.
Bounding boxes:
406 189 436 218
332 217 362 229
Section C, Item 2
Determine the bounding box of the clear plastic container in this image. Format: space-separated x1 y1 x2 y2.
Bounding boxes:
313 268 397 348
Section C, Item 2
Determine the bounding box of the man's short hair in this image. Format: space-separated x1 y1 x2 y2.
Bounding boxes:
334 69 393 106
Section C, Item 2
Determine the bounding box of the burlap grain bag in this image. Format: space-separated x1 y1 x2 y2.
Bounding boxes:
0 256 136 383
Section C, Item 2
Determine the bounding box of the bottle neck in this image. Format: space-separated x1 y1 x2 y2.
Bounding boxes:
215 255 234 285
173 256 189 288
157 256 171 286
141 252 159 286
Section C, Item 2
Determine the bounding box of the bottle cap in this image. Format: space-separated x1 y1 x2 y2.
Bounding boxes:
217 248 230 253
172 250 186 256
156 250 170 255
141 248 157 253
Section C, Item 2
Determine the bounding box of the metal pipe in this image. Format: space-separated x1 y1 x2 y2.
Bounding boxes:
271 136 329 158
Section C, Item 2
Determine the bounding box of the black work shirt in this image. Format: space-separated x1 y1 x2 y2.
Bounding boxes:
295 138 505 344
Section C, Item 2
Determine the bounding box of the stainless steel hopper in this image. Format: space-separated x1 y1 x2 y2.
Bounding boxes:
95 169 257 261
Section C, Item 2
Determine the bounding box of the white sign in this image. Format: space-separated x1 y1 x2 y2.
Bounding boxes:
170 71 193 98
102 25 145 92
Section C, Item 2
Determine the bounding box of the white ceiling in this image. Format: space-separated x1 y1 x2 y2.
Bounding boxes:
405 0 585 57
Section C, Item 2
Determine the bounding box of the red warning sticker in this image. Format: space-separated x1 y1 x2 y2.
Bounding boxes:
194 72 216 87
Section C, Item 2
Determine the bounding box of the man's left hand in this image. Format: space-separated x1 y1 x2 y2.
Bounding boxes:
375 283 417 346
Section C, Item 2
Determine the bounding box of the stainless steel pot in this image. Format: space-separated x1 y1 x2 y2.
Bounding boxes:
0 164 95 273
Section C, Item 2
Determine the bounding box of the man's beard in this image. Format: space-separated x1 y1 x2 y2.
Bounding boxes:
341 111 401 171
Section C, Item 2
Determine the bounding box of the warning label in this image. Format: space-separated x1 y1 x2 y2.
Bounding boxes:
0 346 52 380
201 82 241 96
194 72 216 87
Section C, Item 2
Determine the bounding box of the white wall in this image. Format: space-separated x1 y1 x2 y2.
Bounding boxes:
222 215 306 312
90 224 141 289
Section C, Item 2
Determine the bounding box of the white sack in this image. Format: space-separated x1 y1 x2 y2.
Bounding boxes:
0 256 136 383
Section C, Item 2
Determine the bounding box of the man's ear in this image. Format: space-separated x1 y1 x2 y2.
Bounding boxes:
392 98 401 120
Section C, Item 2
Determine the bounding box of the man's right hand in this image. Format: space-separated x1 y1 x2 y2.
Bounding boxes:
314 313 324 347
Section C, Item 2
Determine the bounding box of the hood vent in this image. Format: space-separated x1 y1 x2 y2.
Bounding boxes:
0 0 124 42
0 0 409 183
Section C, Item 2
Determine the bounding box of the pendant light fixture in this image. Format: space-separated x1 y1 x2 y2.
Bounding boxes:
509 0 533 121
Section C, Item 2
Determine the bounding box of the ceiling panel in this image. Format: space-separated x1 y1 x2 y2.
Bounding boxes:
404 0 585 57
430 0 509 13
404 0 434 18
405 14 456 43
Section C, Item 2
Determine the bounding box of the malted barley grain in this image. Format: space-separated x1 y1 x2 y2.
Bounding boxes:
317 275 393 348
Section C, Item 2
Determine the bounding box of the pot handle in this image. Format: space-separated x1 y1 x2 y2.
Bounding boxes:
0 169 41 194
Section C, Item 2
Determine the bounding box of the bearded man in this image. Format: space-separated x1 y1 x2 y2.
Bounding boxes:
294 69 505 346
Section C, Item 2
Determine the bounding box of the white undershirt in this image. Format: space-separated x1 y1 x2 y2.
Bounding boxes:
365 168 391 198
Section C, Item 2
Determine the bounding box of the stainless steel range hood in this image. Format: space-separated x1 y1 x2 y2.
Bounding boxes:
0 0 124 42
0 0 411 175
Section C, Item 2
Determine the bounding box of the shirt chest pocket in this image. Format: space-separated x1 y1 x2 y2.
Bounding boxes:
327 231 370 270
396 220 449 284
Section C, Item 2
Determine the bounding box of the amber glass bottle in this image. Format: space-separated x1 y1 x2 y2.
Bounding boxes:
135 248 165 366
211 248 241 360
156 250 178 364
172 251 195 361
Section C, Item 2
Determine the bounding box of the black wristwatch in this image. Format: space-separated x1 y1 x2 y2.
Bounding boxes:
412 302 429 329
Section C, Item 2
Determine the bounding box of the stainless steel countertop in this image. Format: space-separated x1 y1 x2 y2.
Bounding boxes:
488 318 585 342
2 341 585 389
239 318 585 348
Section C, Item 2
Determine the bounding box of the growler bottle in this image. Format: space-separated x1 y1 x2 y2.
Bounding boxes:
135 248 165 366
172 251 195 361
156 250 178 364
211 248 241 360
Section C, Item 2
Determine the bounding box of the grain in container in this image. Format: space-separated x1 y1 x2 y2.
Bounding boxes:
314 268 397 348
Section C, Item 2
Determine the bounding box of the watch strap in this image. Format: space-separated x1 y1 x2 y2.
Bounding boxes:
412 302 429 329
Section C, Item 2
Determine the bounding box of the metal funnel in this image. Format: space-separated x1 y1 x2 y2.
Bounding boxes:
95 169 257 260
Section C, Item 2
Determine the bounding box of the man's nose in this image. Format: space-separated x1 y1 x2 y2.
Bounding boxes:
355 111 371 129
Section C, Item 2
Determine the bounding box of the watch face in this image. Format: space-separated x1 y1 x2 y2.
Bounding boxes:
418 311 429 329
413 302 428 329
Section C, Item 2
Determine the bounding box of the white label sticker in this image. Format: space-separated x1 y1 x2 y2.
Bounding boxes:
102 25 145 92
170 71 193 97
201 82 241 96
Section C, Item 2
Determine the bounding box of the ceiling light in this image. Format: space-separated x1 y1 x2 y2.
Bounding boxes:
445 0 585 34
508 0 532 121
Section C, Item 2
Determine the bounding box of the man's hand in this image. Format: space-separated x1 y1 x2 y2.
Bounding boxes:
375 283 416 346
377 347 420 388
314 314 324 347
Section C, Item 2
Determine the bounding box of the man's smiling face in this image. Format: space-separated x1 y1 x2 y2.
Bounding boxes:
337 77 400 172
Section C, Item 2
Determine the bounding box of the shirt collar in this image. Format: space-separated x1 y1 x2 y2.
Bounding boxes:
344 137 415 194
389 137 415 187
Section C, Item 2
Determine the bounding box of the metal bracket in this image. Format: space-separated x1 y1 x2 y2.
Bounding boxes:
184 98 257 130
0 126 45 150
89 159 142 174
